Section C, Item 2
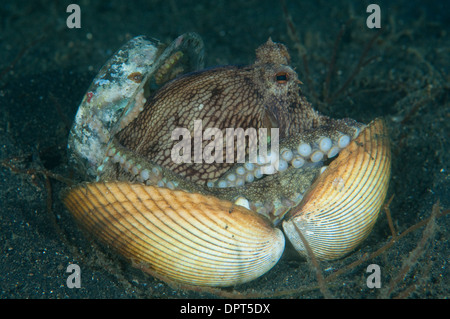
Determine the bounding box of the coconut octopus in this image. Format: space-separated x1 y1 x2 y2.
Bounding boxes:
63 33 390 287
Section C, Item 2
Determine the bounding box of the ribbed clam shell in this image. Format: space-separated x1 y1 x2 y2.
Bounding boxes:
63 182 285 287
283 118 391 261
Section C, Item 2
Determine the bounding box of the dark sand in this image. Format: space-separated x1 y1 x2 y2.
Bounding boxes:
1 0 448 299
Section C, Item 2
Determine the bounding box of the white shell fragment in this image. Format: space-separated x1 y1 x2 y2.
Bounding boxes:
67 33 204 179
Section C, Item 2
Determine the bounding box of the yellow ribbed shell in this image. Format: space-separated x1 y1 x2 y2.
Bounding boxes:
63 182 285 287
283 119 391 260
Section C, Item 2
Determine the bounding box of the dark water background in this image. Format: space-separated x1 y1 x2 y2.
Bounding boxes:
0 0 448 299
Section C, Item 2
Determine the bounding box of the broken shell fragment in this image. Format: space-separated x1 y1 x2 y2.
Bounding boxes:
67 33 204 179
63 182 285 287
282 119 391 261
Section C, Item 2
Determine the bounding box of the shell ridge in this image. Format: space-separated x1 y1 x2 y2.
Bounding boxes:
114 184 254 268
143 187 266 259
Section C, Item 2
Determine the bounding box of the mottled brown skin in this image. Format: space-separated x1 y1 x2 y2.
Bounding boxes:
117 39 332 184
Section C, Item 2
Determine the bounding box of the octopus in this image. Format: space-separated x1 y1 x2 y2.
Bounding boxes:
65 33 390 287
93 36 363 224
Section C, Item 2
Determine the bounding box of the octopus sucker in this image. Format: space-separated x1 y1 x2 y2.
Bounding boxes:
64 33 391 287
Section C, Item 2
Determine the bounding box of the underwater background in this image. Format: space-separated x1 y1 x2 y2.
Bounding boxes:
0 0 449 298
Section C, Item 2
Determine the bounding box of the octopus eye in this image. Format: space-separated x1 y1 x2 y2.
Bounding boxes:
275 71 288 84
